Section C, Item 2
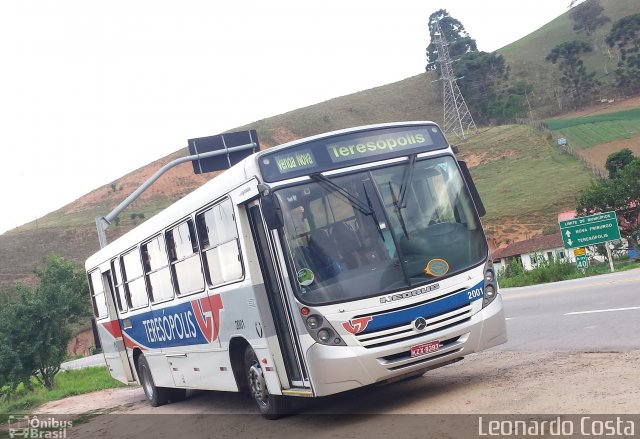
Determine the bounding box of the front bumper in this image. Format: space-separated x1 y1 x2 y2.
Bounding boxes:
305 295 507 396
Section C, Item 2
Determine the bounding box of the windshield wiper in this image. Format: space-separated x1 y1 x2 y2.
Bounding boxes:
388 154 417 239
310 174 373 216
398 153 417 209
362 182 385 242
389 181 409 239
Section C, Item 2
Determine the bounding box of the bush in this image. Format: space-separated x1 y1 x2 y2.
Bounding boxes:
499 256 578 287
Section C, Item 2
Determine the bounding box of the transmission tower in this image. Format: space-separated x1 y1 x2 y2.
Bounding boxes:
432 19 476 139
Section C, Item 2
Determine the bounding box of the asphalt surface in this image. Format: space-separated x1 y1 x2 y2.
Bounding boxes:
497 268 640 351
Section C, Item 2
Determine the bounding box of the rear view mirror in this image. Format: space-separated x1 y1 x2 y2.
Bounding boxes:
458 160 486 217
261 193 284 230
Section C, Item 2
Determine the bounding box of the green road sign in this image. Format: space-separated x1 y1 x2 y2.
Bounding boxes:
559 211 621 249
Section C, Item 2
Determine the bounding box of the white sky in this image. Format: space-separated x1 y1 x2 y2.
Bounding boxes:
0 0 570 235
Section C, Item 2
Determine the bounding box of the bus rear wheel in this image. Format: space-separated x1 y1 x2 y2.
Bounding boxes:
138 355 169 407
244 346 288 419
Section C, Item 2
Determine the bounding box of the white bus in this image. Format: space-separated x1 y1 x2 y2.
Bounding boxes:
86 122 507 418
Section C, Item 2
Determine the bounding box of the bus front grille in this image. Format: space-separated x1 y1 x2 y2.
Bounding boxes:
354 303 473 349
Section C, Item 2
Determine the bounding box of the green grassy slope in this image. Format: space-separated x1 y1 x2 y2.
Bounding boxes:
460 125 593 243
498 0 640 118
545 108 640 148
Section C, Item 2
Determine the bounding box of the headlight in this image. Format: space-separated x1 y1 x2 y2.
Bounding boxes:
483 260 498 308
485 269 495 283
317 329 332 343
300 309 346 346
306 315 322 329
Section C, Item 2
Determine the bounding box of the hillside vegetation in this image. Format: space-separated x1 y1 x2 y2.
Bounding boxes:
1 0 638 290
499 0 640 118
459 125 592 244
544 105 640 173
545 108 640 148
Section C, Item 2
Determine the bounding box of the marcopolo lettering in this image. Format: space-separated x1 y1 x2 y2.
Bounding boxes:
380 283 440 304
141 310 198 344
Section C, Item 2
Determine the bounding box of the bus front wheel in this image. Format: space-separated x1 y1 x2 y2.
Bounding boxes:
244 346 288 419
138 355 169 407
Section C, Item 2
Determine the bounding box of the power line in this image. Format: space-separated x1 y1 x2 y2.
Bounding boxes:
432 19 477 140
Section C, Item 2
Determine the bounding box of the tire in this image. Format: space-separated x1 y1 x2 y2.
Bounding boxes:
138 355 169 407
244 346 288 419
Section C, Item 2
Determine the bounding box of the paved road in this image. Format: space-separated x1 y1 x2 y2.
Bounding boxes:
497 268 640 351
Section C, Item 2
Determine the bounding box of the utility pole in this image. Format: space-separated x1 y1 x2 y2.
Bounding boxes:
432 19 476 140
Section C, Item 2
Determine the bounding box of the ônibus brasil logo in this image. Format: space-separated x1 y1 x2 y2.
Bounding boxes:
342 316 372 334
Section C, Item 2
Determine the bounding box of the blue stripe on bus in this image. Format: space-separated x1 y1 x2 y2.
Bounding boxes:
122 301 209 349
361 281 484 334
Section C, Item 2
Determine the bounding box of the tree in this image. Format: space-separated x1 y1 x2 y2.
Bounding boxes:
455 51 510 124
425 9 515 125
605 148 634 178
546 41 599 109
577 156 640 255
425 9 477 72
0 255 90 390
606 14 640 94
570 0 610 36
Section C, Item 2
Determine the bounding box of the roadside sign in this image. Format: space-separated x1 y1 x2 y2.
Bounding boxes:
573 247 588 269
559 211 621 249
188 130 259 174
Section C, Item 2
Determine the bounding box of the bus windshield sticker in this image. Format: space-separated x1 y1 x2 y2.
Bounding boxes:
424 258 449 277
297 268 315 286
326 128 433 164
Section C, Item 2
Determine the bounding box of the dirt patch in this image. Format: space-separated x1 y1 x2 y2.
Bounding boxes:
581 133 640 172
462 150 518 169
548 95 640 120
483 214 557 246
64 151 213 214
268 126 299 146
67 329 95 357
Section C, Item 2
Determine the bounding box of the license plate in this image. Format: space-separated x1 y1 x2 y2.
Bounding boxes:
410 340 441 358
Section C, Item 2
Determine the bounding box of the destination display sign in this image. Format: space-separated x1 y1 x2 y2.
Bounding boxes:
559 211 621 249
273 149 317 175
326 128 432 163
259 124 448 182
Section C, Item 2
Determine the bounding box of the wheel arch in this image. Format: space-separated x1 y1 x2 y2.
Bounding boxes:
229 336 251 393
132 348 144 380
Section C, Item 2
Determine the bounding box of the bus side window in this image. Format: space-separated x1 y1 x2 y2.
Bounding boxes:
121 248 148 309
141 235 174 303
166 220 204 296
88 270 108 319
110 258 128 313
196 199 243 287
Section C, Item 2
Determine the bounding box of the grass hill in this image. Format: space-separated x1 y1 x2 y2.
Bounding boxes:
499 0 640 118
544 102 640 174
1 0 639 291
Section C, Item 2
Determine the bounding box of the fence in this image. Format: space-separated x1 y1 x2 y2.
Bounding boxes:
516 119 607 179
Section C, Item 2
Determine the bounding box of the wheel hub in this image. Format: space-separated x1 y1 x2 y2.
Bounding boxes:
248 363 268 405
142 368 154 399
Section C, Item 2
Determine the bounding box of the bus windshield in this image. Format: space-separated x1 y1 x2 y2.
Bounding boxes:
276 155 488 305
